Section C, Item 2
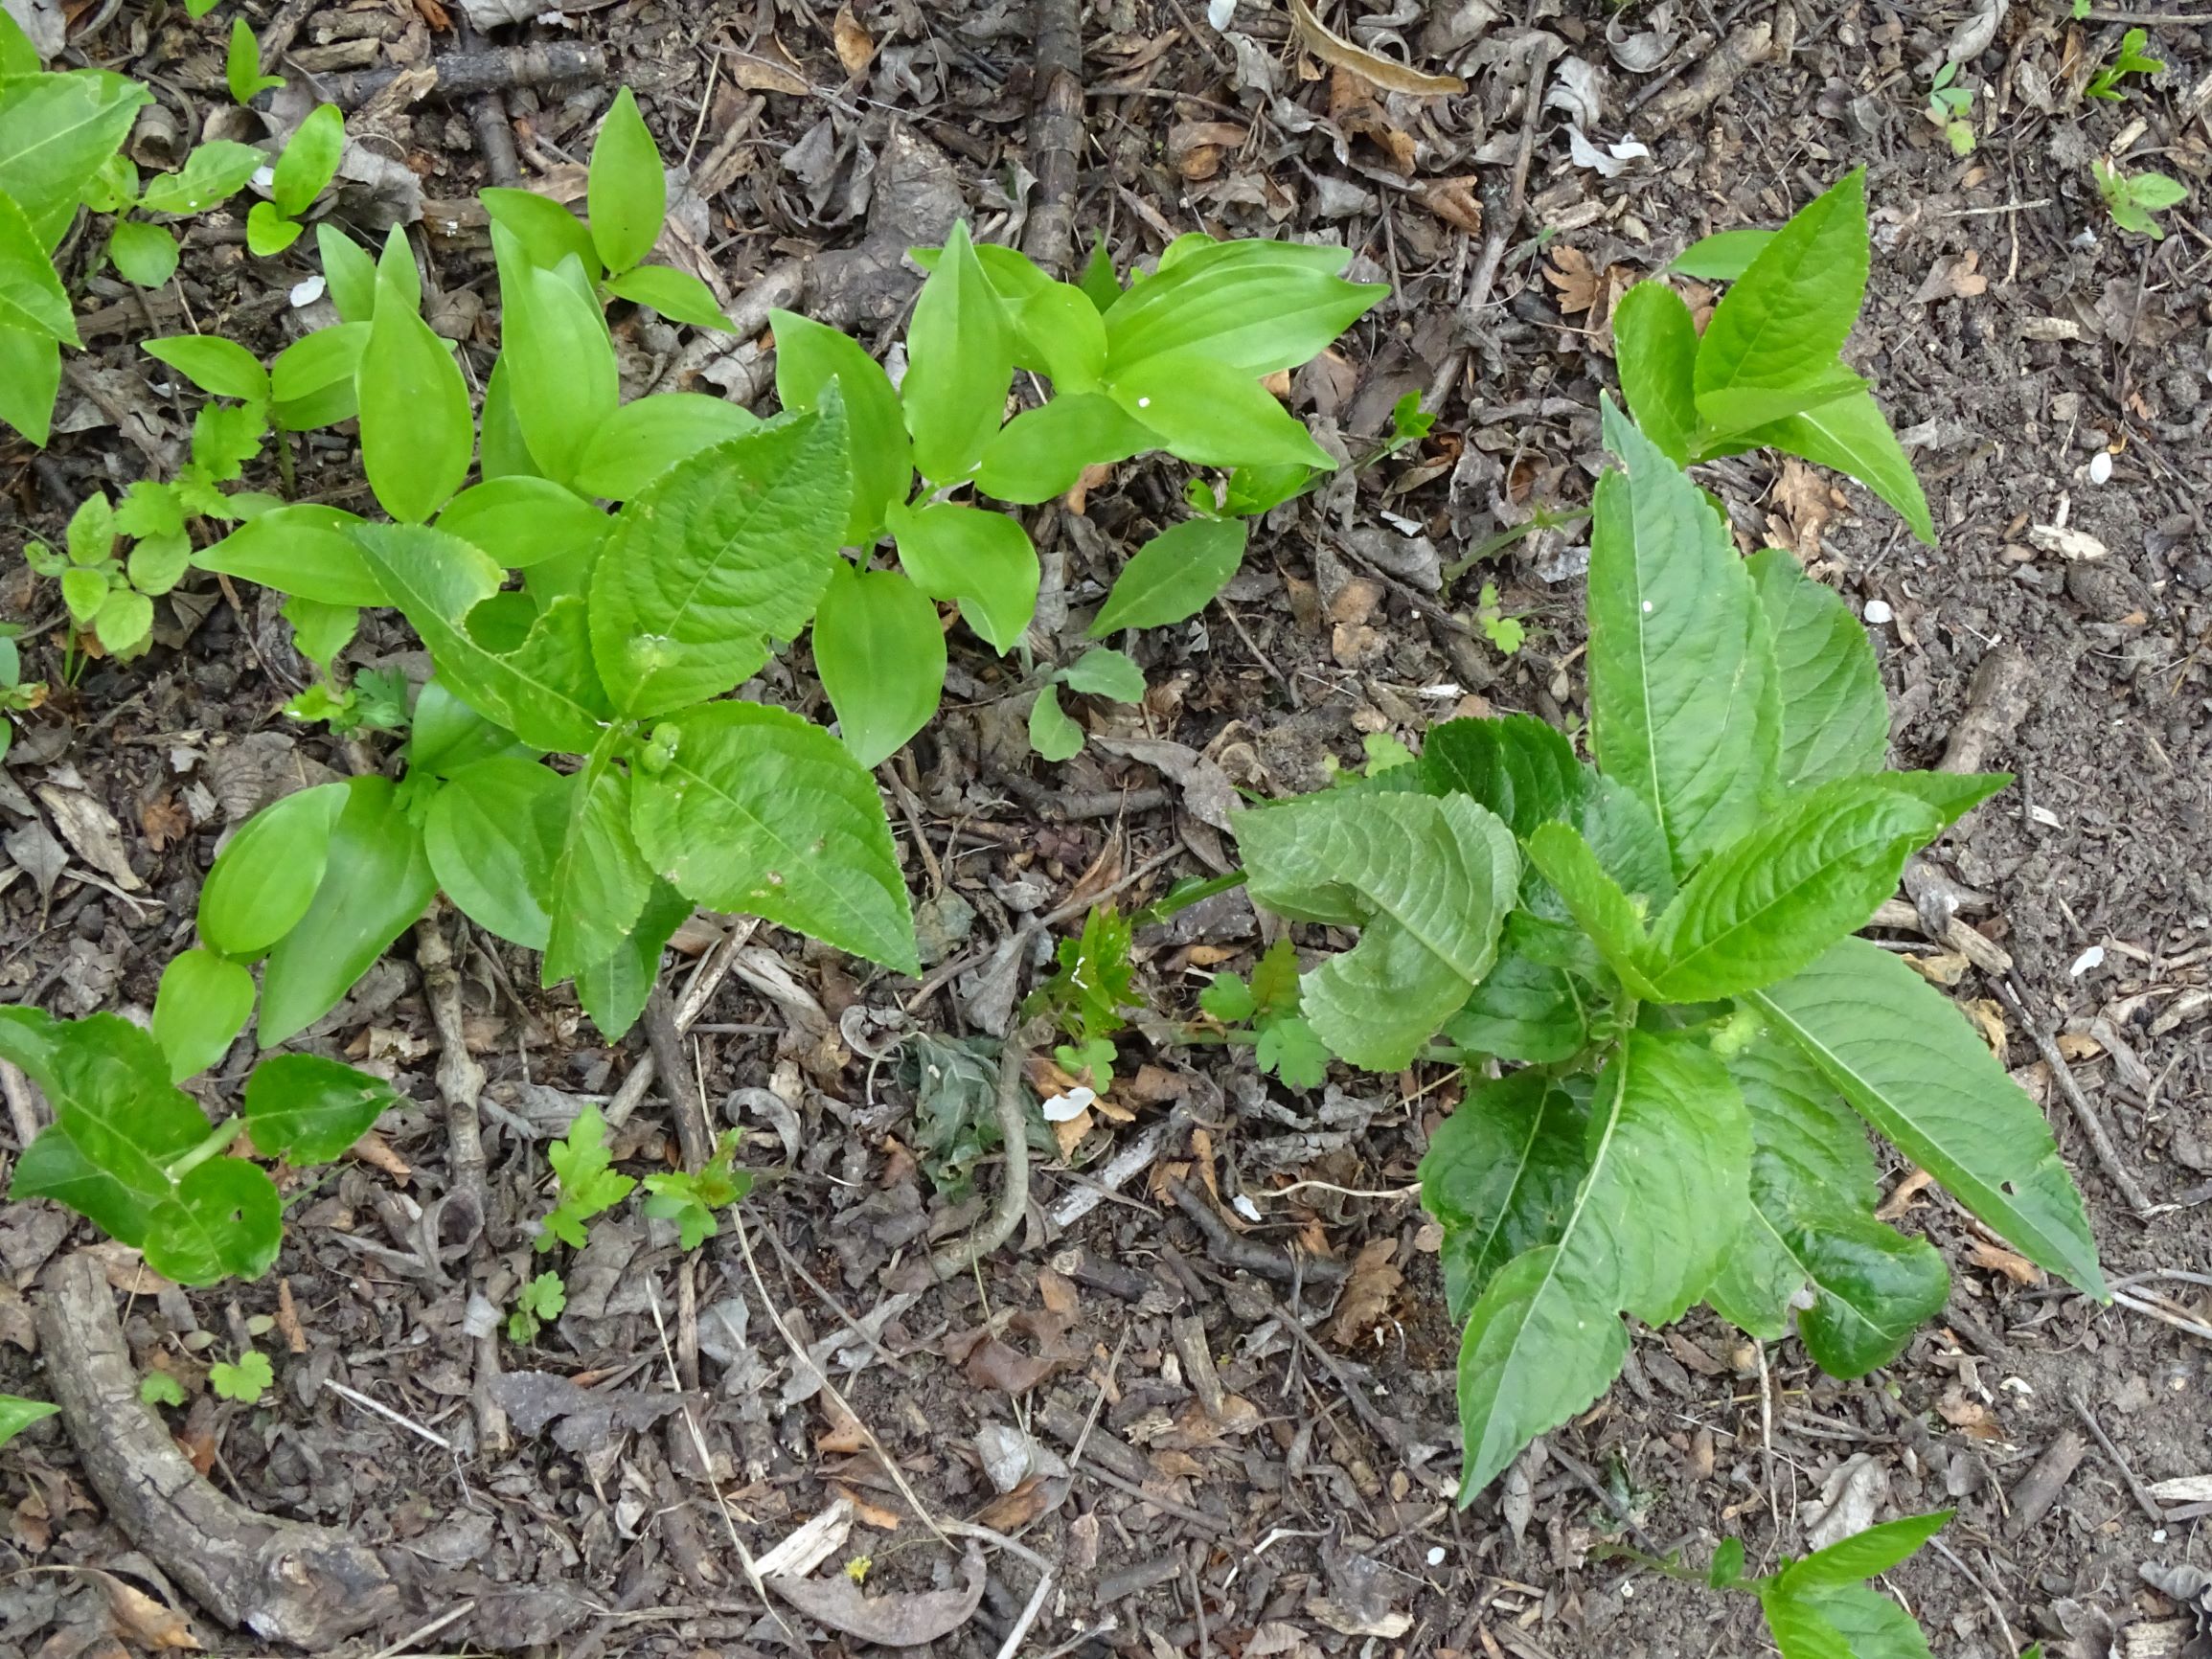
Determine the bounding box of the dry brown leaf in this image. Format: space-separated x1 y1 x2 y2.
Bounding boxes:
1325 1239 1402 1347
1968 1239 2043 1286
1876 1168 1936 1220
1049 1105 1092 1159
830 1481 902 1531
139 793 189 852
971 1474 1066 1532
96 1572 200 1650
275 1277 308 1354
1543 245 1601 314
1415 175 1483 235
1168 120 1248 181
1325 67 1418 175
769 1540 986 1647
34 784 142 890
1905 950 1972 987
1965 998 2009 1062
958 1334 1062 1395
816 1398 871 1456
349 1127 411 1183
1288 0 1466 95
1064 460 1115 514
731 39 810 96
831 4 876 76
1037 1264 1079 1318
1937 1385 2003 1440
1914 248 1988 305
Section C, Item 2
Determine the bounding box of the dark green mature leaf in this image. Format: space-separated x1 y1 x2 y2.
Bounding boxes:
1750 937 2105 1297
1611 282 1699 467
151 1158 282 1283
243 1053 398 1164
1233 791 1518 1069
586 86 663 274
0 70 149 248
407 679 533 778
354 523 612 752
494 234 618 488
977 393 1156 506
1749 547 1889 786
1743 391 1935 547
770 307 909 541
1088 517 1245 635
577 878 691 1040
1696 170 1868 400
152 949 255 1081
630 701 917 974
195 504 384 605
1668 227 1777 281
260 775 437 1046
1641 780 1942 1002
902 220 1014 487
1875 769 2008 830
1521 822 1659 998
0 190 76 342
1443 916 1589 1063
1706 1033 1948 1377
537 761 653 986
887 499 1038 653
1420 714 1584 840
812 561 946 769
572 393 760 502
1102 239 1383 376
1453 1031 1749 1498
357 230 471 522
1588 398 1780 871
588 405 851 716
198 780 349 958
423 755 560 949
1106 352 1334 471
436 476 609 572
1422 1071 1589 1320
1781 1511 1953 1594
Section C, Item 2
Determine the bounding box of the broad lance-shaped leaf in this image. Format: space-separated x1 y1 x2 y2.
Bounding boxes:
577 878 693 1041
1611 280 1699 468
1232 792 1518 1071
1420 1071 1590 1321
1705 1032 1948 1378
536 761 652 987
1641 779 1942 1003
1779 1511 1953 1594
630 701 918 975
422 755 560 950
1521 822 1659 999
353 523 612 753
1745 389 1935 547
1443 915 1589 1065
1749 937 2106 1298
588 403 852 717
1418 714 1583 841
1453 1031 1750 1499
1695 170 1868 400
243 1054 399 1165
1588 398 1780 872
1750 547 1889 787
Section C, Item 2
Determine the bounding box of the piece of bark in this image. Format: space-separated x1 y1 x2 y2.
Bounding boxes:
1637 19 1778 134
36 1253 397 1648
1019 0 1084 276
1939 646 2037 774
2006 1426 2087 1537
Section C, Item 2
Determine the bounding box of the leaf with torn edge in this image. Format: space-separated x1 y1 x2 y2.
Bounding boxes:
769 1540 987 1646
1288 0 1467 95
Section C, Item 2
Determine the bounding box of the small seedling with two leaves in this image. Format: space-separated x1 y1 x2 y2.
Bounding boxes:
1927 62 1976 155
80 137 272 288
1474 580 1525 654
2094 157 2189 239
0 629 47 762
246 104 344 256
508 1271 566 1343
139 1371 188 1409
226 18 285 105
1028 646 1147 761
2087 27 2162 100
643 1131 754 1249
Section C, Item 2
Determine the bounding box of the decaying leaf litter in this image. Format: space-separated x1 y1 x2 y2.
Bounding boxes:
0 0 2209 1654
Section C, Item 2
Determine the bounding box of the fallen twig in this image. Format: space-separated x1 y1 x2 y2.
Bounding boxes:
2067 1388 2166 1525
271 42 606 110
1996 974 2156 1217
1168 1177 1350 1286
1020 0 1084 276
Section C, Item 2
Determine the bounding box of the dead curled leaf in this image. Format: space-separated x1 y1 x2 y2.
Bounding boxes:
769 1539 986 1646
831 4 876 77
94 1571 201 1650
1415 175 1483 235
1324 1239 1402 1347
1169 120 1249 181
1288 0 1466 95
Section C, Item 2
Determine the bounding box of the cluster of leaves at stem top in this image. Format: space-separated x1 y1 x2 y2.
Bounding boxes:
1225 174 2104 1503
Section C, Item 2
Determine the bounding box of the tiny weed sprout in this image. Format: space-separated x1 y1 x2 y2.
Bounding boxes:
139 1372 188 1409
536 1107 635 1252
2086 27 2163 100
225 18 285 107
208 1351 274 1405
642 1131 754 1249
246 103 343 256
2095 157 2189 239
1926 63 1976 155
508 1271 567 1344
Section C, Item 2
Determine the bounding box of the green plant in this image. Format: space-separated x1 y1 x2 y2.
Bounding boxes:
1927 62 1976 155
139 1372 188 1409
1198 937 1329 1088
2094 157 2188 239
1473 581 1525 653
1026 646 1147 762
0 626 46 761
1615 170 1934 544
508 1270 565 1342
0 1395 57 1448
643 1130 753 1248
536 1106 635 1250
1031 906 1141 1089
2087 27 2162 99
80 136 271 288
246 103 342 255
1226 396 2103 1500
208 1350 273 1403
226 17 285 106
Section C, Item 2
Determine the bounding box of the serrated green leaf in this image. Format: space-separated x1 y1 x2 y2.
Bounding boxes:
1873 769 2008 830
1087 516 1245 635
1233 791 1517 1070
140 138 266 215
1611 281 1699 466
537 1102 637 1249
208 1348 275 1401
435 476 609 572
535 760 652 986
586 87 663 274
1589 398 1780 871
1102 239 1382 376
1788 1585 1934 1659
194 503 381 604
607 262 730 330
271 103 341 217
630 700 917 974
571 393 760 502
812 561 946 769
976 392 1156 506
1199 973 1256 1022
587 405 851 716
1422 1070 1590 1321
1521 821 1660 997
243 1053 398 1164
125 532 188 597
1749 937 2105 1297
198 780 349 958
1668 227 1777 281
358 230 471 522
576 877 691 1041
1028 682 1083 761
492 229 617 488
1749 547 1889 786
423 755 560 949
1696 170 1867 401
259 775 436 1046
1419 714 1584 839
903 221 1014 487
1739 389 1935 547
1442 914 1589 1063
0 70 149 248
1255 1014 1329 1088
886 498 1038 653
1452 1031 1749 1499
151 949 255 1081
769 308 908 541
1705 1032 1949 1376
1106 352 1333 471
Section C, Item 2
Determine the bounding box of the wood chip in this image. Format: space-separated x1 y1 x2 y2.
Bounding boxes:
1287 0 1465 95
34 784 142 890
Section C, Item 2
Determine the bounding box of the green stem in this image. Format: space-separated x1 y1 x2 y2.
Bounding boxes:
165 1114 242 1182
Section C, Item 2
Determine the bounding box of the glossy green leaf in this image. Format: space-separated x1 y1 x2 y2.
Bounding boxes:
1028 683 1083 761
1452 1031 1749 1499
1015 281 1108 389
1442 915 1588 1063
149 1157 282 1283
140 139 264 216
480 186 598 276
1103 239 1383 376
224 18 283 105
1422 1070 1589 1320
901 220 1014 486
1695 369 1866 443
145 333 268 403
1786 1586 1933 1659
1761 1593 1859 1659
354 522 611 752
1696 170 1867 400
423 755 560 949
537 760 653 986
885 499 1038 654
259 774 437 1047
587 406 849 715
1589 398 1780 871
586 86 663 274
1749 937 2105 1297
243 1053 398 1164
151 949 255 1081
198 781 349 958
769 307 909 541
976 393 1155 506
283 594 354 670
1668 227 1777 281
357 229 471 522
1233 791 1518 1070
436 476 610 572
493 229 617 488
244 200 302 257
1611 281 1699 467
630 700 917 974
0 69 149 248
406 678 531 778
270 103 341 217
1087 516 1244 635
607 262 730 330
269 320 366 429
316 223 376 322
194 503 381 604
572 393 760 501
1874 769 2008 831
1521 821 1659 997
0 190 76 340
576 878 691 1040
1782 1511 1953 1595
0 322 61 445
812 561 946 769
1743 390 1936 546
1106 352 1333 471
1705 1032 1948 1376
1749 547 1889 786
1419 714 1584 841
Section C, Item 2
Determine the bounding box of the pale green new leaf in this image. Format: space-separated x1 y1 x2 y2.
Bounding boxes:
1588 398 1780 870
629 701 917 974
106 220 178 288
1233 791 1517 1070
270 103 340 217
902 221 1014 487
886 499 1038 653
1088 517 1245 635
145 333 269 403
770 307 910 540
1749 547 1889 786
436 476 610 572
1695 170 1867 398
812 561 946 769
588 405 851 716
1453 1031 1749 1499
1610 281 1698 467
492 228 617 488
198 781 349 958
1743 390 1936 547
1105 352 1333 471
606 263 730 330
357 231 471 522
1421 1070 1589 1321
1750 937 2105 1296
1668 227 1776 281
1696 369 1868 442
1781 1511 1952 1594
536 761 652 986
1028 683 1083 761
151 949 255 1082
1792 1586 1934 1659
194 503 382 605
0 322 61 445
571 393 760 502
1102 239 1383 376
0 190 76 343
139 139 265 215
480 187 597 276
977 393 1156 506
586 87 663 274
1521 821 1659 998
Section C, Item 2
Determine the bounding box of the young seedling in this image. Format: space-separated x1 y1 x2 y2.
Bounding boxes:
225 17 285 105
0 1396 58 1449
508 1271 566 1343
1198 937 1329 1089
643 1131 753 1249
208 1350 273 1404
2094 157 2189 239
80 135 271 288
1031 907 1142 1091
1927 62 1976 155
2086 27 2162 100
0 628 46 761
1026 646 1147 762
1473 580 1525 654
139 1372 189 1409
536 1107 636 1251
247 104 343 256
